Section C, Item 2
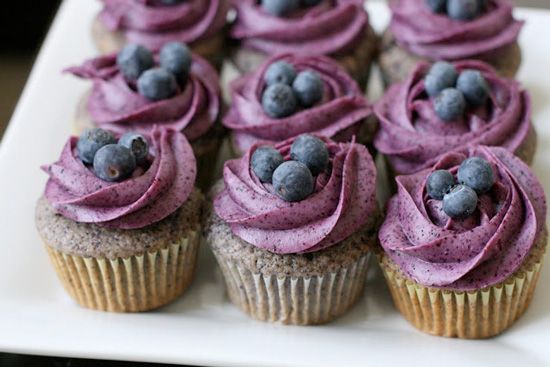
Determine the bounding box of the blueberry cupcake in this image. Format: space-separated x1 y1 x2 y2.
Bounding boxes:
229 0 378 88
36 127 202 312
67 42 223 189
378 146 547 338
93 0 229 69
374 60 535 176
379 0 523 85
224 53 374 156
204 134 379 324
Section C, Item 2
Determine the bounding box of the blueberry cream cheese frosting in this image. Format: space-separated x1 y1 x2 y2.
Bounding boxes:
377 145 547 338
379 0 523 84
93 0 229 68
229 0 378 88
374 60 535 176
204 134 380 324
36 127 203 312
224 54 374 156
67 42 223 188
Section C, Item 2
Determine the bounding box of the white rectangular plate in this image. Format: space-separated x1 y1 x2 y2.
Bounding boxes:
1 1 550 366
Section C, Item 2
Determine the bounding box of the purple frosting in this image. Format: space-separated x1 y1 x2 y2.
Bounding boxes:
379 146 546 291
42 128 196 230
99 0 229 49
390 0 523 60
231 0 368 56
66 53 220 142
214 136 377 254
374 60 532 174
223 53 371 154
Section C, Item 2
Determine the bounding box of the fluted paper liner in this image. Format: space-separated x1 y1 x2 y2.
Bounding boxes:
44 230 200 312
378 253 545 339
213 253 370 325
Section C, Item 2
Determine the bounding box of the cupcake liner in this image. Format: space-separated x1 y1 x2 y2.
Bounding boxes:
44 230 200 312
213 252 370 325
378 252 545 339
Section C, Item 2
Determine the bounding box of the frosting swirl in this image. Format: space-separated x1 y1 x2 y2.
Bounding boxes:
230 0 368 56
374 60 533 174
42 128 196 229
214 136 377 254
99 0 229 49
379 146 546 291
66 53 220 142
223 53 371 154
390 0 523 60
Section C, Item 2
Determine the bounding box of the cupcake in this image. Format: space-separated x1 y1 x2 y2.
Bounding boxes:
374 60 535 177
379 0 523 85
36 128 203 312
224 53 374 156
66 42 223 189
229 0 378 89
378 146 547 338
204 134 379 324
93 0 229 69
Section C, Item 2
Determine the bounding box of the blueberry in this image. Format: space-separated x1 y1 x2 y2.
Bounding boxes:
442 184 478 219
160 0 184 5
118 132 149 163
116 44 154 82
262 83 298 118
456 69 489 106
290 134 329 176
261 0 299 16
251 146 284 183
302 0 322 6
447 0 480 20
457 157 495 194
264 61 297 86
426 170 456 200
272 161 315 202
93 144 136 182
137 68 178 101
159 42 192 85
425 61 458 97
434 88 466 121
292 70 324 108
77 128 117 165
426 0 447 13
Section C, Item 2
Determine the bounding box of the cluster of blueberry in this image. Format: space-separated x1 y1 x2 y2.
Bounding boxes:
251 134 329 202
426 0 487 20
116 42 192 101
261 61 324 118
426 157 495 219
77 128 149 182
261 0 322 17
425 61 489 122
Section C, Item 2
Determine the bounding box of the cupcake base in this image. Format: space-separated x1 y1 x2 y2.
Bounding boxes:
378 29 522 86
377 229 547 339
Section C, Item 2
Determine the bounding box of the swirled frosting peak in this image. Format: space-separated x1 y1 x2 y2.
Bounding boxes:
214 136 377 254
379 146 546 291
231 0 368 56
374 60 532 174
390 0 523 60
42 128 196 229
223 53 371 154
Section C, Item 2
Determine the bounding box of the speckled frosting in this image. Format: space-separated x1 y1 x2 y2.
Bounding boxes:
231 0 368 57
223 53 371 154
379 146 546 291
390 0 523 60
98 0 229 50
374 60 532 174
66 53 220 142
214 136 377 254
42 128 196 229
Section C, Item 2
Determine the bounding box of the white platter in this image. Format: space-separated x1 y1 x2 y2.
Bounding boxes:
1 1 550 366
